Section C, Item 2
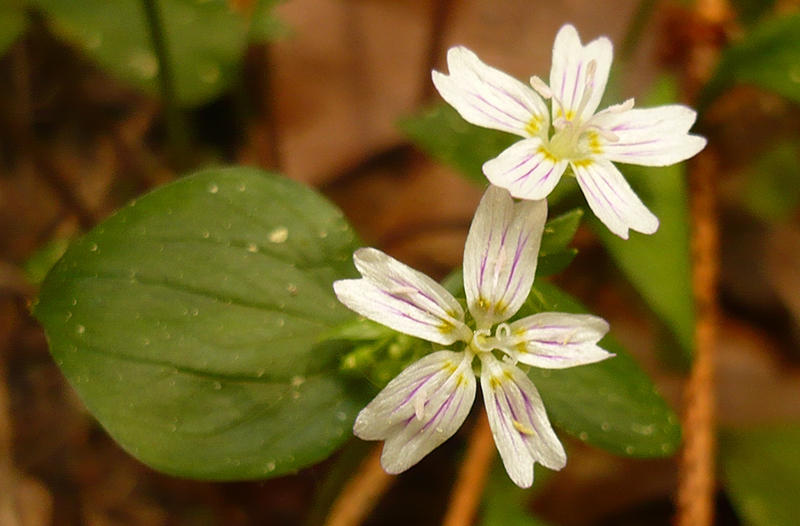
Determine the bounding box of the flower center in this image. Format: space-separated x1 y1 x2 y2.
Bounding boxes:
468 323 513 355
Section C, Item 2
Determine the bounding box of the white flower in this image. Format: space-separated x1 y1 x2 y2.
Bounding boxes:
431 24 707 239
333 186 613 487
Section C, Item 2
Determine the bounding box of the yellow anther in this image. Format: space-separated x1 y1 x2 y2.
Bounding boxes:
513 419 537 436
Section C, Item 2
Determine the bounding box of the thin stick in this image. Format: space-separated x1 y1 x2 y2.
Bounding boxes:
676 1 730 522
323 445 395 526
676 149 720 526
442 413 495 526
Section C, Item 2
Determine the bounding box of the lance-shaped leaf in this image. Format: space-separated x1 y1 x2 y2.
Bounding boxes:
522 281 682 457
34 167 369 480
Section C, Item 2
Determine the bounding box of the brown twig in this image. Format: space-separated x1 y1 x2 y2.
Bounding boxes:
677 149 720 526
442 413 495 526
675 1 730 524
323 445 395 526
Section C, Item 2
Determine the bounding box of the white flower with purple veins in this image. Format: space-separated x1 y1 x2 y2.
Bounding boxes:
333 186 613 487
432 24 707 239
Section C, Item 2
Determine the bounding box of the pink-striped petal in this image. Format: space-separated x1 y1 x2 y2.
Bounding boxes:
572 159 659 239
480 355 566 488
432 46 550 138
482 138 569 200
549 24 613 124
506 312 613 368
353 350 476 474
334 248 470 345
588 105 707 166
463 186 547 329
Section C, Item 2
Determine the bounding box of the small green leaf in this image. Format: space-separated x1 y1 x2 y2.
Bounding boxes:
535 248 577 278
540 208 583 255
35 167 369 480
721 426 800 526
522 282 682 457
33 0 251 107
594 76 694 359
701 12 800 108
0 1 27 55
537 208 582 277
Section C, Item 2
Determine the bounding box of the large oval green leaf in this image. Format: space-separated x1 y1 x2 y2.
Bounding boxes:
522 282 682 457
34 167 368 480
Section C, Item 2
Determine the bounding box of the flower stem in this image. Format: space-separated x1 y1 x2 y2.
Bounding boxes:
141 0 190 158
442 413 495 526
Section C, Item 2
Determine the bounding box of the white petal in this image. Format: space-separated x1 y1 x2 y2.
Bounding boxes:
480 355 566 488
334 248 470 345
369 352 477 474
507 312 613 369
463 186 547 329
432 46 550 138
549 24 613 123
482 138 569 200
588 105 707 166
573 159 659 239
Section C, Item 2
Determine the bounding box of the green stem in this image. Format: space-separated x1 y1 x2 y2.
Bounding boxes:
141 0 190 157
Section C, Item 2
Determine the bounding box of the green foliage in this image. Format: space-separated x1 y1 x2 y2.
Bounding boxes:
32 0 279 107
537 208 582 277
523 282 682 457
481 462 553 526
444 268 681 457
399 104 516 186
730 0 777 26
721 426 800 526
0 1 27 55
249 0 290 42
736 140 800 222
34 167 370 480
23 237 71 286
593 76 694 359
702 12 800 108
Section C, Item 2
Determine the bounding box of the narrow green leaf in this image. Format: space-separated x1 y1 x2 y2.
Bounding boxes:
33 0 251 106
35 167 369 480
523 281 682 457
721 426 800 526
0 1 26 55
701 12 800 108
593 76 694 359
